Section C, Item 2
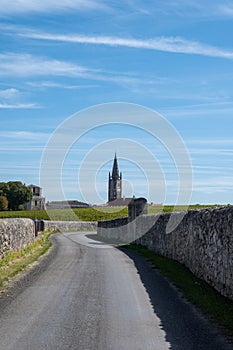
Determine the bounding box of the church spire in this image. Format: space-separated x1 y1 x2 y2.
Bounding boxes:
108 153 122 202
112 153 119 179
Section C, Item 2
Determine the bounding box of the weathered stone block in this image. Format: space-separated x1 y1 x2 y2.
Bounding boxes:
0 218 35 258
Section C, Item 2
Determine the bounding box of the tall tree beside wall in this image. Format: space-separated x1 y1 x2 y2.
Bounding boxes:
0 181 32 211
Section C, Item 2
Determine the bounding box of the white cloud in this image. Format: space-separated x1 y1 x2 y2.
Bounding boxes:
160 101 233 119
26 81 99 89
19 31 233 59
192 165 230 174
0 87 39 109
189 148 233 157
0 88 19 99
0 0 107 15
218 3 233 16
127 1 233 20
0 0 228 21
126 0 202 16
187 138 233 146
193 176 233 194
0 103 39 109
0 53 150 86
0 131 49 141
0 53 89 78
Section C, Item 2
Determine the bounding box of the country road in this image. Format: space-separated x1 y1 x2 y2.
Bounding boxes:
0 232 231 350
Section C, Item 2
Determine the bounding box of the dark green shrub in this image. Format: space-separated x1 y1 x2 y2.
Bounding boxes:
0 196 8 211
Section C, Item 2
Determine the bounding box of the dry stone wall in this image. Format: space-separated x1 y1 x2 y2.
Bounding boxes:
0 218 35 258
0 218 97 259
43 220 97 232
97 217 129 243
97 206 233 300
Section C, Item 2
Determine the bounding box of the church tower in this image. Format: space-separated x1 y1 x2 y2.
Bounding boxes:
108 154 122 202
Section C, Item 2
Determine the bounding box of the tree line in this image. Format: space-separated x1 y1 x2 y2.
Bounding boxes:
0 182 32 211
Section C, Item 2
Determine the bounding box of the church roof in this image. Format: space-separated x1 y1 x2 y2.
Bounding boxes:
107 197 133 206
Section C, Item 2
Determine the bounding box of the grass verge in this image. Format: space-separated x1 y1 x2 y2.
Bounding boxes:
126 244 233 336
0 231 53 291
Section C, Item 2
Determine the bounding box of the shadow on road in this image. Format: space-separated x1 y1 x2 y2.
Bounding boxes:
119 247 232 350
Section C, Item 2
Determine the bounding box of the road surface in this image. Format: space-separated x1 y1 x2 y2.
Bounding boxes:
0 232 231 350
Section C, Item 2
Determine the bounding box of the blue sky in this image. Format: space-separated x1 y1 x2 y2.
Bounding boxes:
0 0 233 205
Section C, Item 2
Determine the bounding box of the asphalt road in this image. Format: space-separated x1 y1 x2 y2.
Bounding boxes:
0 232 232 350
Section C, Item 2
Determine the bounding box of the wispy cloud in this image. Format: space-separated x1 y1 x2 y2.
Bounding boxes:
19 30 233 59
218 3 233 16
0 103 39 109
0 88 19 99
0 53 151 86
192 165 233 175
127 1 233 20
193 176 233 194
0 131 49 156
125 0 203 16
0 131 49 140
26 81 99 89
160 101 233 119
187 137 233 146
0 53 90 78
0 0 228 21
0 87 39 109
189 148 233 157
0 0 107 16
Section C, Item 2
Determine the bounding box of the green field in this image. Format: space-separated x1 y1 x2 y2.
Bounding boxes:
0 204 226 222
148 204 223 215
0 207 128 221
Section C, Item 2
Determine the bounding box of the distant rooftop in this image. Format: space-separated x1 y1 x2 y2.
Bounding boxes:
27 184 42 188
106 197 133 206
46 200 89 208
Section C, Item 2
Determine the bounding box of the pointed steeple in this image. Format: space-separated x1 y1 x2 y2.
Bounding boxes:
112 153 119 179
108 153 122 202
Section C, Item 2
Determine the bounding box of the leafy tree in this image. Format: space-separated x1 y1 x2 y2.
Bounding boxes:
0 181 32 210
0 196 8 211
0 182 9 196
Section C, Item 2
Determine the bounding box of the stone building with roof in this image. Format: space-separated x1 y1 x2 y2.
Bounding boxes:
24 184 46 210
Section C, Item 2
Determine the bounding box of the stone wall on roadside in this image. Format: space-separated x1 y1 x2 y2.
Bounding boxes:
97 217 129 243
0 218 35 258
43 220 97 232
0 218 98 259
97 206 233 301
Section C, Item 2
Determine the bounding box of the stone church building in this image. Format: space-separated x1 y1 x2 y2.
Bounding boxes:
107 154 133 206
108 154 122 202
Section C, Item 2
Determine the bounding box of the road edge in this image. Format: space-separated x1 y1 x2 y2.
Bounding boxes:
0 234 59 306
